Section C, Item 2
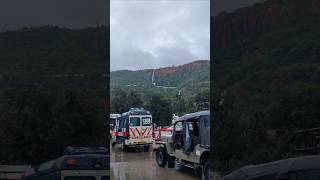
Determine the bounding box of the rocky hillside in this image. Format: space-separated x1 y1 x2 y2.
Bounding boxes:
111 60 210 89
212 0 320 173
213 0 320 49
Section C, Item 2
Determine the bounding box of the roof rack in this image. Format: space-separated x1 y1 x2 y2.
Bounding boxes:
63 146 108 155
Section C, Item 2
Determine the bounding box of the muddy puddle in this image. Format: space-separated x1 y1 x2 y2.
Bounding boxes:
110 145 199 180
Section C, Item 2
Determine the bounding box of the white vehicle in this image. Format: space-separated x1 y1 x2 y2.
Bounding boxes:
112 108 153 151
110 114 121 136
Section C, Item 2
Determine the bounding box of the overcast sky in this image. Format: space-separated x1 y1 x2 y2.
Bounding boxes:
110 0 210 71
0 0 107 32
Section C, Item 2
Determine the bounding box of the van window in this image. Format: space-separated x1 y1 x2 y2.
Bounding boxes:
142 117 151 126
64 177 96 180
129 117 140 126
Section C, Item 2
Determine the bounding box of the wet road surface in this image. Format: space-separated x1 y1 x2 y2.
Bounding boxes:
111 144 200 180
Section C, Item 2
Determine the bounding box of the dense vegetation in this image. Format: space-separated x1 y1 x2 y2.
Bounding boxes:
110 61 210 126
0 26 108 165
212 0 320 174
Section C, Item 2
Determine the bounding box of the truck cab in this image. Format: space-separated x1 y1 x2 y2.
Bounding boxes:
155 111 210 180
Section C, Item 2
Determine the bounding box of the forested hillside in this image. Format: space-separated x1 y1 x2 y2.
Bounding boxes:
110 60 210 126
212 0 320 174
111 60 209 89
0 26 108 165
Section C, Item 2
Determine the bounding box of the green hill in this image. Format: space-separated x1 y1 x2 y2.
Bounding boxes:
213 0 320 173
0 26 108 165
111 60 210 91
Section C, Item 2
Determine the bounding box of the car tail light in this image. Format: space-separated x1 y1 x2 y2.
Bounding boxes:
67 159 77 166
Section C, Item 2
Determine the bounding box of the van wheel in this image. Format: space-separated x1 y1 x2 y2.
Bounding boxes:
121 140 127 151
156 148 167 167
201 161 210 180
167 156 175 168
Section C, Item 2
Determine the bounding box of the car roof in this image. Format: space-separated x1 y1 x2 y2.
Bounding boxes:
178 111 210 121
222 155 320 180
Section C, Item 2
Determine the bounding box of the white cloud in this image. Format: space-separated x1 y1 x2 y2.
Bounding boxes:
111 0 210 71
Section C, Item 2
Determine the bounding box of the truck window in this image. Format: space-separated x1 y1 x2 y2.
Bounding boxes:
142 117 151 126
63 177 96 180
129 117 140 126
175 121 183 131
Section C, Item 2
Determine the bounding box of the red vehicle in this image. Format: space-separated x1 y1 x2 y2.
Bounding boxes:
153 126 173 142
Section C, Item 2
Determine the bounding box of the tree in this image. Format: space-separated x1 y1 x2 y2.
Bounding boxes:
146 94 172 126
111 89 143 113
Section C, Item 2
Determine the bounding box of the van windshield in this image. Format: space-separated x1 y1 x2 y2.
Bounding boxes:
129 117 140 126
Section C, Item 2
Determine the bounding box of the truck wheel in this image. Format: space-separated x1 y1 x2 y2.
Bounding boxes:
156 148 167 167
167 156 175 168
121 140 127 151
201 161 210 180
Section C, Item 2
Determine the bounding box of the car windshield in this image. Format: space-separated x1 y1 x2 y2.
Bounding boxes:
142 117 152 126
129 117 140 126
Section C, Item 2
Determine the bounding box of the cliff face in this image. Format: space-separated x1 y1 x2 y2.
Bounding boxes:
213 0 320 49
153 60 210 77
212 0 320 172
111 60 210 88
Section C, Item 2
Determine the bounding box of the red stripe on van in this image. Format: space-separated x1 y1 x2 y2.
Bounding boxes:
142 128 148 136
144 128 150 136
130 128 136 137
135 128 141 136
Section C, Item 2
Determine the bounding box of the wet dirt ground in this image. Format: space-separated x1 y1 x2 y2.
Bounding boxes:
110 144 200 180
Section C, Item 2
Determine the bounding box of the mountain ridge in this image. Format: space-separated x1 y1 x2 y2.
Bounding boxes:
111 60 210 89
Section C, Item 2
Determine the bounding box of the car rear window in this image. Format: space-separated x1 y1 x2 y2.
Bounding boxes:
64 177 96 180
129 117 140 126
142 117 151 126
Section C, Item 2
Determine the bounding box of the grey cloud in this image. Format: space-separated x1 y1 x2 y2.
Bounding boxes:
111 0 210 71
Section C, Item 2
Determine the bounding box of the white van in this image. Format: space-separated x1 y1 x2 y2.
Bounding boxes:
112 108 153 151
